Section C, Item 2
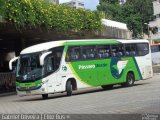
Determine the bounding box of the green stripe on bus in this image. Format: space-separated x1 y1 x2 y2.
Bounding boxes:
68 57 142 86
16 80 42 87
65 39 121 46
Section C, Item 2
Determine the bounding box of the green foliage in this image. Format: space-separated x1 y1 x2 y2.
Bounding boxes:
154 39 160 43
99 0 119 4
125 0 153 37
0 0 102 31
97 1 120 20
97 0 153 38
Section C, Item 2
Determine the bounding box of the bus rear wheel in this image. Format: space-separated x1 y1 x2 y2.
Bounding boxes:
42 94 48 99
122 72 135 87
66 81 72 96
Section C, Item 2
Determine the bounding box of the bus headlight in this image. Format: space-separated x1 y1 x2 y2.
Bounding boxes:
42 88 45 91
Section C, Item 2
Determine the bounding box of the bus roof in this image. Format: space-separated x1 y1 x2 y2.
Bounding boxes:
20 39 149 54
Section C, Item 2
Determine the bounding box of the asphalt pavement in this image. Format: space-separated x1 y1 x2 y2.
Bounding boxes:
0 74 160 120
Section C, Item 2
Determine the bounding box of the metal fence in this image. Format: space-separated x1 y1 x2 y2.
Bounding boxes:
0 72 16 93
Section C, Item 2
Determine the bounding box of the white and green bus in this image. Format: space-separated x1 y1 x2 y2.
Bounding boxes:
9 39 153 99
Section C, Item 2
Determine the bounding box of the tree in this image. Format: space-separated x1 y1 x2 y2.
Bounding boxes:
99 0 119 4
124 0 153 37
0 0 102 32
97 0 153 38
97 0 121 20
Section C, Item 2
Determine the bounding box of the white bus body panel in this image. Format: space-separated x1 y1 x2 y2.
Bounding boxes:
135 54 153 79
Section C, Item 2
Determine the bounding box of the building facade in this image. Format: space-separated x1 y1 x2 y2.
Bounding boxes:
100 19 132 39
119 0 126 5
46 0 59 4
62 0 85 9
149 0 160 40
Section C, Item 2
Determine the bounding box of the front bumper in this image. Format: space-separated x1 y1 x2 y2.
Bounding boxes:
16 85 47 96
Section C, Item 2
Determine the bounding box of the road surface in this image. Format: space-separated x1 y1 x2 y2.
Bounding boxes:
0 74 160 119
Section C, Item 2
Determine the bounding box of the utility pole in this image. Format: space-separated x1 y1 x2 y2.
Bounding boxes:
144 23 152 44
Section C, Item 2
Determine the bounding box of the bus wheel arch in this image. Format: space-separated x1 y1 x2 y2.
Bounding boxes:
66 78 77 96
122 71 135 87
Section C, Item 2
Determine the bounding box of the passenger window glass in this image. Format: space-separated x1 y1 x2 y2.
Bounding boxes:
136 43 149 56
82 46 96 60
125 44 136 56
97 45 110 59
46 56 55 73
111 45 124 57
53 46 64 69
151 46 159 53
67 46 81 61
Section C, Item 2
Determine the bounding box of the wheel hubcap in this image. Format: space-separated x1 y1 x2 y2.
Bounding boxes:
128 74 133 85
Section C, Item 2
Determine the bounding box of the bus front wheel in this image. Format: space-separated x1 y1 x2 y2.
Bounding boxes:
66 81 72 96
101 85 113 90
42 94 48 99
122 72 135 87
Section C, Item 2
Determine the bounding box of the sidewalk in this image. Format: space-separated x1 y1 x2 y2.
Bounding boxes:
0 91 16 97
0 87 16 97
153 64 160 73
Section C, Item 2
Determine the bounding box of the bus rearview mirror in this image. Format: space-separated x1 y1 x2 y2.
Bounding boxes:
9 57 19 70
40 51 52 66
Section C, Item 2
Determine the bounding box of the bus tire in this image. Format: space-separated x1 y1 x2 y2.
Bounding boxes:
122 72 135 87
101 85 113 90
66 81 72 96
42 94 48 99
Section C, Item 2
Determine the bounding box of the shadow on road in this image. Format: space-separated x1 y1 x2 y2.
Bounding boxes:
13 82 149 102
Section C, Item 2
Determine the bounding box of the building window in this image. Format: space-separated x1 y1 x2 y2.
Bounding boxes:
78 3 84 6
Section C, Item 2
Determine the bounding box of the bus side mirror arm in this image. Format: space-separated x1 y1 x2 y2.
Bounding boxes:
40 51 52 66
9 57 19 70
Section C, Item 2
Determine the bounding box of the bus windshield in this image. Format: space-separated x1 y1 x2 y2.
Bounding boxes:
16 53 42 81
16 46 64 81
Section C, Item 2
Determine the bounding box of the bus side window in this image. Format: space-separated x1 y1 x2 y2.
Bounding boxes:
97 45 110 59
125 44 136 56
46 56 55 73
67 46 81 61
82 46 96 60
151 46 159 53
136 43 149 56
111 44 124 57
52 46 64 70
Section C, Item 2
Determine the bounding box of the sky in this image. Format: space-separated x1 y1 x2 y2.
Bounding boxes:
59 0 99 10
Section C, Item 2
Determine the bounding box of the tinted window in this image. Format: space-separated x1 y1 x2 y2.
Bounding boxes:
17 53 42 79
136 43 149 56
52 46 64 69
111 44 124 57
151 46 160 53
125 44 136 56
82 46 96 60
67 46 81 61
46 56 55 73
97 45 110 59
